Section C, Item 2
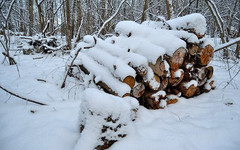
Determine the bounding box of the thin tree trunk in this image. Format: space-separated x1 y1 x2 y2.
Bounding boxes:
65 0 72 49
141 0 148 23
28 0 33 36
35 0 45 32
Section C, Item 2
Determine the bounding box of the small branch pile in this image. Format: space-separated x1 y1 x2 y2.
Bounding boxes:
72 13 215 109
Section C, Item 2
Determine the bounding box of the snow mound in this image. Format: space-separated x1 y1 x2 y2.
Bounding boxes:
75 88 138 150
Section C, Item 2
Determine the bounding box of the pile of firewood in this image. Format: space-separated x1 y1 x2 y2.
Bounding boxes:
72 14 215 109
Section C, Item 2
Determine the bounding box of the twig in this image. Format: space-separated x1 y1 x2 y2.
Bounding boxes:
0 85 47 105
97 0 126 37
61 43 96 88
223 68 240 89
214 37 240 52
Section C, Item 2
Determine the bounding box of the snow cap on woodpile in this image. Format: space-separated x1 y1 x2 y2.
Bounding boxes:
115 20 187 55
167 13 207 36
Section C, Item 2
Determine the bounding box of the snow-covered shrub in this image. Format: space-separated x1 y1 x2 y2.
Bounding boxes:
75 88 139 150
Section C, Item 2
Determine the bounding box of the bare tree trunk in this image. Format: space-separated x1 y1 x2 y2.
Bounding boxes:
141 0 148 23
28 0 33 36
235 17 240 58
75 0 82 43
65 0 72 49
35 0 45 32
165 0 174 20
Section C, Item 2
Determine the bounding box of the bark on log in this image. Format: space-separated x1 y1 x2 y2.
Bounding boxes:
166 94 178 105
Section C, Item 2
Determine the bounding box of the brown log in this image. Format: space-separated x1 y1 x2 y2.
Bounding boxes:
134 65 148 77
79 64 130 97
187 43 198 56
179 80 198 98
197 45 214 66
123 76 135 88
206 66 214 79
146 74 161 91
202 79 216 93
169 69 184 86
166 94 178 105
142 90 166 109
131 82 145 98
159 77 168 90
169 47 187 70
198 77 207 86
149 57 169 77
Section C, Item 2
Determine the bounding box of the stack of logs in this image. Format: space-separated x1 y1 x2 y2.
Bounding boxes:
71 18 215 110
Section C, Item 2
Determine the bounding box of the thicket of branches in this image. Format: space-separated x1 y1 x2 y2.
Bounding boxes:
0 0 239 56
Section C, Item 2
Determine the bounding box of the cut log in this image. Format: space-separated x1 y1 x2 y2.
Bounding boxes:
187 43 198 56
197 45 214 66
169 47 187 70
77 53 131 97
166 94 178 105
131 82 145 98
169 69 184 86
85 47 136 88
179 80 198 98
142 90 166 109
159 77 168 90
148 56 163 77
206 66 214 79
143 67 160 91
203 79 216 93
134 65 148 77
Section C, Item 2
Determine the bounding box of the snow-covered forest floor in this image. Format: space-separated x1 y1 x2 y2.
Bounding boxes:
0 41 240 150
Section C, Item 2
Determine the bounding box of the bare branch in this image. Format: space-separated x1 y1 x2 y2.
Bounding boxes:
214 37 240 52
0 85 47 106
97 0 126 37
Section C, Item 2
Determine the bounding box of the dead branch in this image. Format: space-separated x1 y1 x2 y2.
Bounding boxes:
61 41 96 88
214 37 240 52
97 0 126 37
0 85 47 105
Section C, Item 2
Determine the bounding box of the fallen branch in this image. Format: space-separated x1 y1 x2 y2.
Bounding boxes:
0 85 47 105
61 42 96 88
214 37 240 52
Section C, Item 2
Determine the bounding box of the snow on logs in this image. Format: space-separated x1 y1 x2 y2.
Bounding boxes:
72 13 215 110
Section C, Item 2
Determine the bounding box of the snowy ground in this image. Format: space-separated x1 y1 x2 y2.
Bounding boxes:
0 50 240 150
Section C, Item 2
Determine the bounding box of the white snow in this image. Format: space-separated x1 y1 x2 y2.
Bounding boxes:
76 53 131 97
152 90 166 101
174 69 183 78
184 80 198 89
115 21 186 55
0 50 240 150
167 13 207 35
143 66 160 90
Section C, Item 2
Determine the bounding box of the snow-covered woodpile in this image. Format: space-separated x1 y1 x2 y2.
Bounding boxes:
72 13 215 110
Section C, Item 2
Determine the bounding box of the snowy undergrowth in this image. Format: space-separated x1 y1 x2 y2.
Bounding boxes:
0 50 240 150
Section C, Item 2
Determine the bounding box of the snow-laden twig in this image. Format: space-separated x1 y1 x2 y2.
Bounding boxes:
0 85 47 105
97 0 126 37
214 37 240 52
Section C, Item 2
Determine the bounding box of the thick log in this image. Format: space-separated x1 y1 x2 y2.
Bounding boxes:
78 54 131 97
206 66 214 79
131 82 145 98
166 94 178 105
169 47 187 70
123 76 135 88
197 45 214 66
159 77 168 90
179 80 198 98
142 90 166 109
149 56 163 77
169 69 184 86
187 43 198 56
203 79 216 93
134 65 148 77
